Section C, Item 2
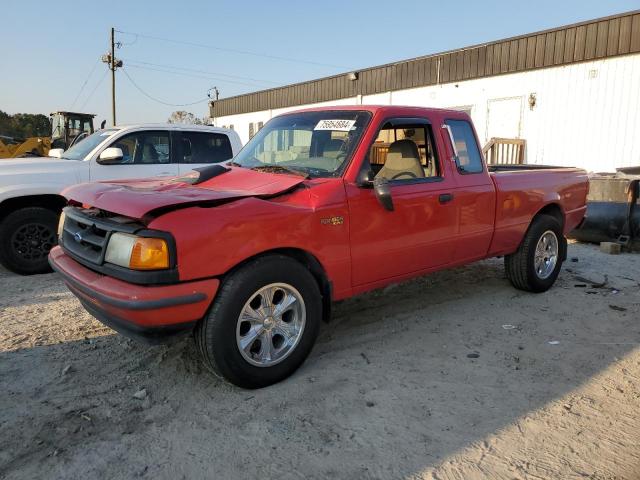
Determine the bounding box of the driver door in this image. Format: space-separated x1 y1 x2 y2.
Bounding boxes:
90 130 178 182
347 118 459 287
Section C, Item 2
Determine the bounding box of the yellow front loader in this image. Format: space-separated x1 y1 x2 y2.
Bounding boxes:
0 136 52 158
0 111 96 159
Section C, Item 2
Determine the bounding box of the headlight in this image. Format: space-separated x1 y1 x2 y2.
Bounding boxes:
57 211 66 239
105 232 169 270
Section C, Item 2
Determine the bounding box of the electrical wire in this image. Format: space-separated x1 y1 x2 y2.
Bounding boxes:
115 29 350 69
70 59 101 109
125 63 269 88
78 70 108 111
121 68 209 107
116 31 138 47
122 58 279 85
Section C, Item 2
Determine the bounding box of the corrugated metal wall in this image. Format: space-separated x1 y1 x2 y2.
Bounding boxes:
215 54 640 172
210 11 640 118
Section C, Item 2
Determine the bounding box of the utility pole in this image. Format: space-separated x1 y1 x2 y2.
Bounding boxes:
207 86 220 101
101 28 123 126
110 27 116 126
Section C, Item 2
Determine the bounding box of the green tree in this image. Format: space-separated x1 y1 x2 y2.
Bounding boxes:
0 110 50 139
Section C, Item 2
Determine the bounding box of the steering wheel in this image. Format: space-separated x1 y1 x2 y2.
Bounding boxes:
391 171 418 180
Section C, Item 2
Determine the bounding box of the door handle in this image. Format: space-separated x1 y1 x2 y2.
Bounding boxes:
439 193 454 204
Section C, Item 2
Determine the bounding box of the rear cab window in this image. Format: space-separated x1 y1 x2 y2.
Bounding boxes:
179 131 233 164
445 119 483 174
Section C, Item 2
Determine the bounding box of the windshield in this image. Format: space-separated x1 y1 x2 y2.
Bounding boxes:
233 110 372 177
61 129 119 160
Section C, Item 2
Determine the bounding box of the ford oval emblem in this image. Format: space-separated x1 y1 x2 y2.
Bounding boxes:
73 232 83 243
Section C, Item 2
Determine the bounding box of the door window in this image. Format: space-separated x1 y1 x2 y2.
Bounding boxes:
370 122 440 181
445 120 483 174
180 132 233 164
105 131 171 165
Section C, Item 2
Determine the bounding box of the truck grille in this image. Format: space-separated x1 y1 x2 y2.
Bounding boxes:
60 207 140 266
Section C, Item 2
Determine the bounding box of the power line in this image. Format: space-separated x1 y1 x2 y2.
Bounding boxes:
125 63 270 88
116 32 138 47
115 29 351 69
79 70 108 111
70 59 101 109
122 58 279 85
121 68 209 107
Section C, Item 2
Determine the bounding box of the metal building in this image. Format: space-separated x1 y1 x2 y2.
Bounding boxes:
210 10 640 172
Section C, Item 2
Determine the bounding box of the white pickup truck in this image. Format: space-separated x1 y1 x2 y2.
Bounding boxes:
0 123 242 275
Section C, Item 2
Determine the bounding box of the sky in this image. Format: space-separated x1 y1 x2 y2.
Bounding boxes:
2 0 638 126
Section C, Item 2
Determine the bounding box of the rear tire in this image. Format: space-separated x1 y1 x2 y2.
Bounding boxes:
505 214 565 293
194 255 322 389
0 207 58 275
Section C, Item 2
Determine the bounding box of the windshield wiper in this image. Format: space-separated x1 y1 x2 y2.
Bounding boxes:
227 160 243 167
250 165 310 178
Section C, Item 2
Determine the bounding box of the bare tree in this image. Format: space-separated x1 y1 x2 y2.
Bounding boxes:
167 111 204 125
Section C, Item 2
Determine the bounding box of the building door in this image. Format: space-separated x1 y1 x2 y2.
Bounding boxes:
485 96 523 141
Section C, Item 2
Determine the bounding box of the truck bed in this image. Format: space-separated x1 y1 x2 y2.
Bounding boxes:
488 165 589 256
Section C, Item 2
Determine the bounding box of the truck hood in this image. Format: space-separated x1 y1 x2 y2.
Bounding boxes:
0 156 80 173
0 157 83 192
63 167 306 219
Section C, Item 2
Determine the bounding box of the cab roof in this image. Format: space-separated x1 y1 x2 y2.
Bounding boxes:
111 123 235 133
281 104 470 118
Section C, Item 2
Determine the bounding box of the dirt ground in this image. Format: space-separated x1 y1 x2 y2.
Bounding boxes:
1 242 640 480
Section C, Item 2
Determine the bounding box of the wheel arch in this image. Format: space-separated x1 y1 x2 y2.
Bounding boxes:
528 202 567 261
0 194 67 222
535 202 564 230
223 247 333 322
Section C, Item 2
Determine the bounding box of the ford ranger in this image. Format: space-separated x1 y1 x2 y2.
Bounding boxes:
49 106 589 388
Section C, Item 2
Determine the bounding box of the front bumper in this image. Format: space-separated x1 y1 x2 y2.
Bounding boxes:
49 247 219 344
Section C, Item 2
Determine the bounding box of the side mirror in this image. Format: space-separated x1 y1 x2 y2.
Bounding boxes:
373 177 394 211
357 169 376 187
98 147 124 164
48 148 64 158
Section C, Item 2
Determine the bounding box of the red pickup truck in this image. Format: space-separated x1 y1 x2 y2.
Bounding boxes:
49 106 588 388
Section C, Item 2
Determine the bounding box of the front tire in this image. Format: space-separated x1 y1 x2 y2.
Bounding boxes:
0 207 58 275
194 255 322 389
505 214 565 293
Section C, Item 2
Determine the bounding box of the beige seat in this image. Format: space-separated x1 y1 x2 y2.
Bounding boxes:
376 139 424 180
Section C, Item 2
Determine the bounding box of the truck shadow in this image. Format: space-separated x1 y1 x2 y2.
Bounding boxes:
1 248 639 478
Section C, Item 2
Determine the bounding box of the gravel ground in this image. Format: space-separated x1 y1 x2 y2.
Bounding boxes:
1 242 639 480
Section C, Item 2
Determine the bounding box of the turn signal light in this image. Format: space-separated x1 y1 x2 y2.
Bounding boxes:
129 237 169 270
